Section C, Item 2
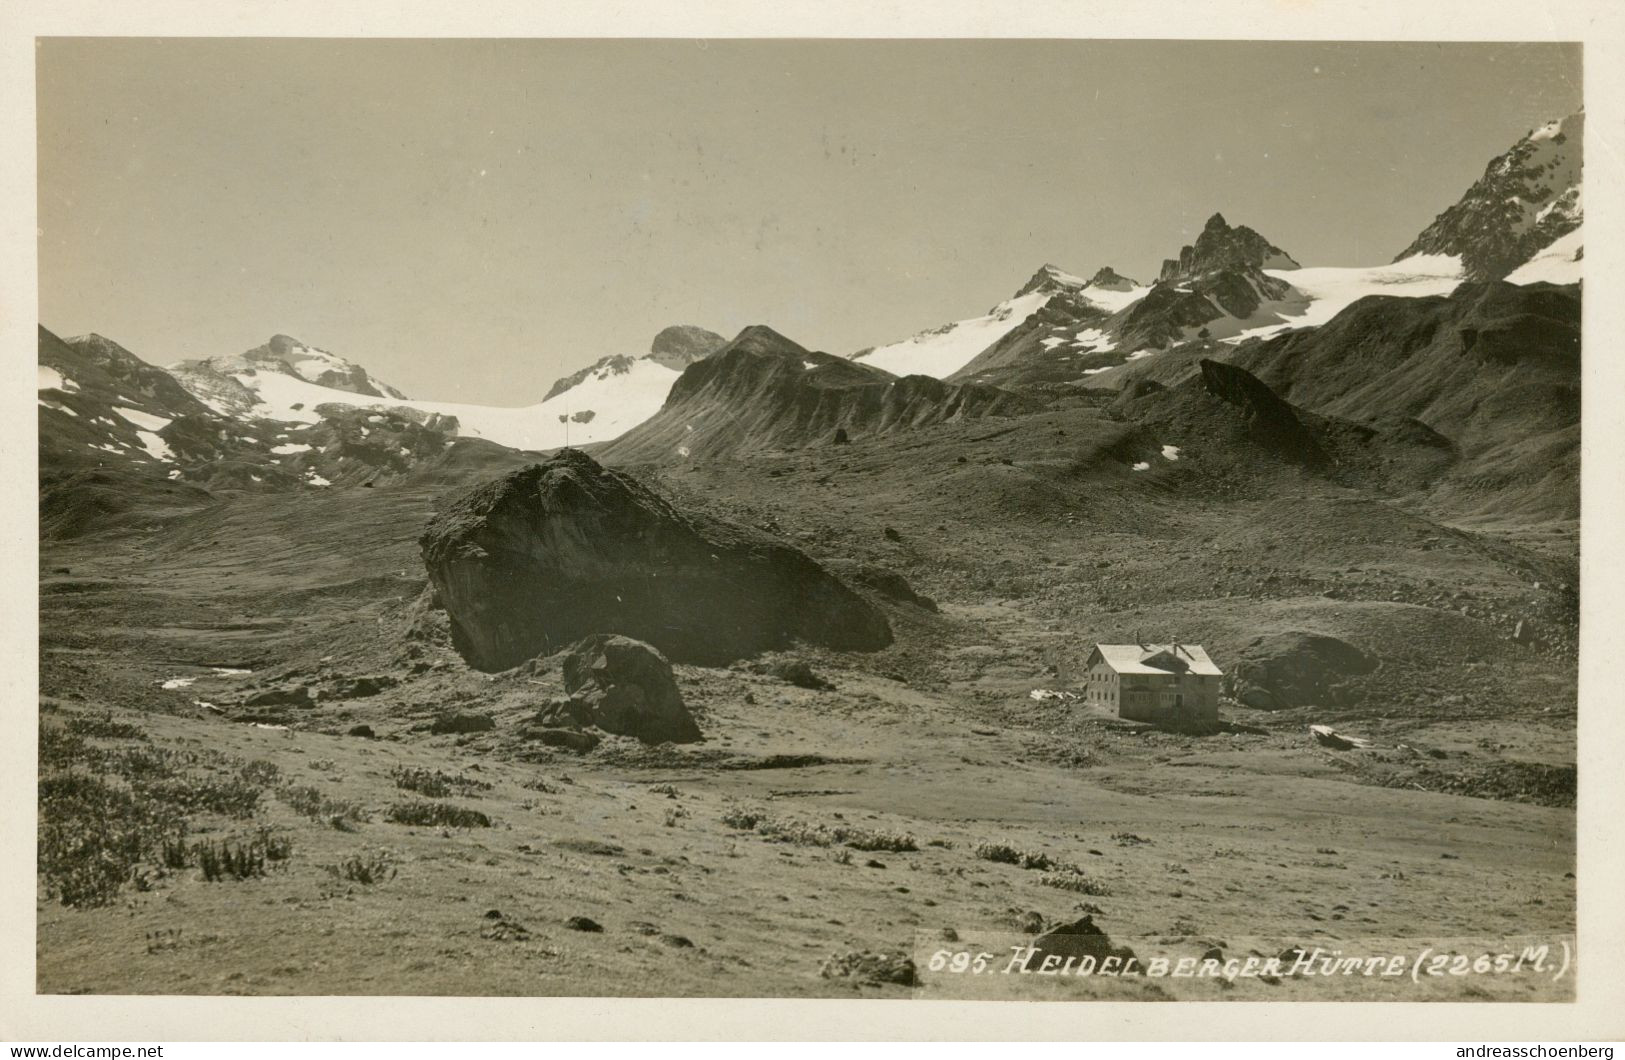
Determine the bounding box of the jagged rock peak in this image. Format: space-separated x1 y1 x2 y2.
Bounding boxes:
1014 264 1144 299
1014 264 1090 298
1087 266 1138 290
1396 110 1583 281
1159 214 1300 283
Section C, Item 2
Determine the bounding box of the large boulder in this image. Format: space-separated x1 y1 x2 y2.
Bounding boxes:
419 450 892 670
1230 632 1377 710
543 634 701 745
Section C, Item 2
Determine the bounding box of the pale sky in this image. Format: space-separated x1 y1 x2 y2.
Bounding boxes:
37 39 1582 405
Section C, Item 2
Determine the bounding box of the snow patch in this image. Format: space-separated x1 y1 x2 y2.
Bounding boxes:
271 442 313 455
1131 462 1151 472
1529 119 1564 143
38 365 65 390
134 430 173 462
305 471 333 487
1506 226 1583 286
1161 445 1181 461
39 399 77 417
113 406 173 432
212 667 253 676
1078 283 1152 314
853 289 1052 378
160 677 196 690
214 354 682 451
1213 254 1466 345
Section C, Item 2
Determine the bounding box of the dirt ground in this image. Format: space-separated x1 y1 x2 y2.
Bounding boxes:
36 408 1578 1000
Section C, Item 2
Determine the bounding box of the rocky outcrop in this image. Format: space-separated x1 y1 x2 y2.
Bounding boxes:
1159 213 1299 283
649 324 728 366
535 634 701 744
419 449 893 670
1230 632 1377 709
1198 359 1325 464
1087 266 1139 290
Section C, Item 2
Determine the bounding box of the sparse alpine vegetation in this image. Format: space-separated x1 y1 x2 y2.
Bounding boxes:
973 842 1077 873
384 800 492 829
390 765 493 798
722 805 917 852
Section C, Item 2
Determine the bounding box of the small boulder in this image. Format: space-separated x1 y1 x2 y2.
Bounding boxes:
333 675 397 699
819 950 916 987
242 684 316 708
346 724 376 739
1029 914 1138 967
768 658 833 691
430 711 495 735
566 915 604 933
532 727 601 754
560 634 702 744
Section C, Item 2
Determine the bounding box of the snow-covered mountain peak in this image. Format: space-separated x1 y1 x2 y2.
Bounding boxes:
170 334 407 408
1014 264 1088 298
1397 109 1582 280
1086 267 1138 291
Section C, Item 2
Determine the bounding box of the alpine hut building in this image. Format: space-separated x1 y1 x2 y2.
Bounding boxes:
1083 641 1223 726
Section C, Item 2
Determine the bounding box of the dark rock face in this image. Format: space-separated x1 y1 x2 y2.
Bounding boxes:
1231 632 1377 709
546 634 701 744
1397 111 1582 281
419 449 892 670
1106 265 1294 353
1198 359 1325 464
1159 213 1299 283
1088 266 1138 290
